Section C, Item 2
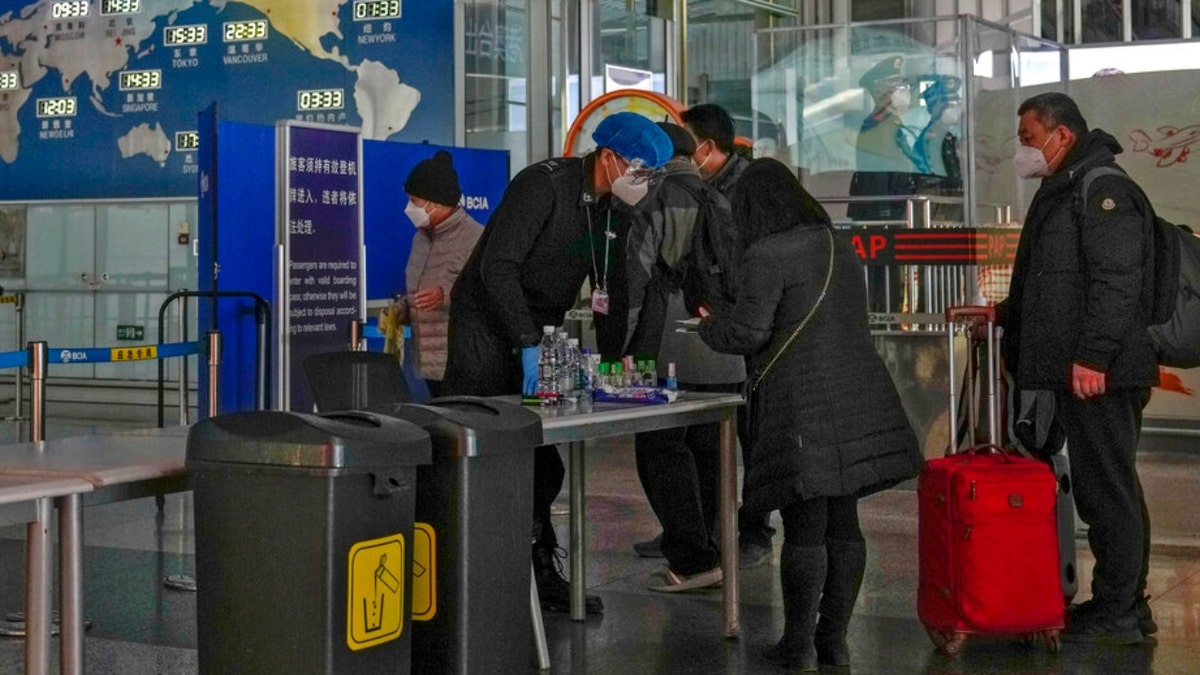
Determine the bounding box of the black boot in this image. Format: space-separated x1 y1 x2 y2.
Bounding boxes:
763 543 826 672
532 545 604 615
815 539 866 668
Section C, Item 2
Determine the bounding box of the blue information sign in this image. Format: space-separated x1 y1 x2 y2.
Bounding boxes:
277 121 364 412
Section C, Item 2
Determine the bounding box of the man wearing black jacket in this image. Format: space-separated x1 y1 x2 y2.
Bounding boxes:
999 92 1158 645
442 112 672 614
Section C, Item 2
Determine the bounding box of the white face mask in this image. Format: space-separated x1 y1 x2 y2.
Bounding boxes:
890 88 911 109
611 173 650 206
939 106 962 126
405 200 432 228
1012 132 1061 179
692 141 714 174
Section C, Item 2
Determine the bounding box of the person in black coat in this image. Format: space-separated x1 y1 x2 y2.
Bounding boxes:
1000 92 1158 645
443 112 673 616
698 158 923 670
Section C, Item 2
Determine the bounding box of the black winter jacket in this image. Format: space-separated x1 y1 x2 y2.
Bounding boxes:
699 225 922 510
450 156 607 350
999 129 1159 391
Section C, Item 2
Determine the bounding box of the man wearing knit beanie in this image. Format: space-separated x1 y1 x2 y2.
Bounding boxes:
441 112 671 617
388 150 482 397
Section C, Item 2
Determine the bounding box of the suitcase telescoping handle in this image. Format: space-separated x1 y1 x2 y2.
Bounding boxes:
946 305 1000 455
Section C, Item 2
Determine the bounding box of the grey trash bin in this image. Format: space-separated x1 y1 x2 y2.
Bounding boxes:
187 410 431 675
391 396 542 674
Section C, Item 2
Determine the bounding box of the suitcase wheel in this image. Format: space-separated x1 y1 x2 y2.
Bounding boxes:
925 627 966 656
1040 629 1062 654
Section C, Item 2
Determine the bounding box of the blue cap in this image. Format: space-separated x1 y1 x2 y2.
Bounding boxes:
591 112 673 169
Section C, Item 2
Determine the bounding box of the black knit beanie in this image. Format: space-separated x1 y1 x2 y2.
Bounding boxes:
404 150 462 206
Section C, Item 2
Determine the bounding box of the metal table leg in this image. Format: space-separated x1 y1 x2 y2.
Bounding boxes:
531 562 550 670
60 493 84 675
720 413 739 638
24 497 51 675
569 440 585 621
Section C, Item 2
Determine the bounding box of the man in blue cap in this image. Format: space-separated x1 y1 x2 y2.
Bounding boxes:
443 111 672 615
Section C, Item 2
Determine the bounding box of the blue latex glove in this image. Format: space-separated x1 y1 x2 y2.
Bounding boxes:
521 346 541 396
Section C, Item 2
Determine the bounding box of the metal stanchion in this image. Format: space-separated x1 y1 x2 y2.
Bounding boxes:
349 318 363 351
165 331 221 595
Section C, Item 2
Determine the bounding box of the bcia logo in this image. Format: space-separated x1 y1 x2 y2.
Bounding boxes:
59 350 88 363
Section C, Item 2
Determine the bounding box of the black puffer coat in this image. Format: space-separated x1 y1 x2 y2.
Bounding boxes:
699 160 922 512
998 129 1158 390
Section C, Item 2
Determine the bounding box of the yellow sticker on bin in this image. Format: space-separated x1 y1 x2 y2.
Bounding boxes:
411 522 436 621
346 533 405 651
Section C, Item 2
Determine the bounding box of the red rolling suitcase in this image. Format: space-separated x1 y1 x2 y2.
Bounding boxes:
917 306 1064 655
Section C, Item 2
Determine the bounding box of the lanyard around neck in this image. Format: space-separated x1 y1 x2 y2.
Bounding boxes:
588 208 614 291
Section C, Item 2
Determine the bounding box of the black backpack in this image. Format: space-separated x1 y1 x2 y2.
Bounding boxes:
673 177 741 316
1078 166 1200 368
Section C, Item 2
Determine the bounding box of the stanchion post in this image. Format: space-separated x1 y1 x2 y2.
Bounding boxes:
349 319 363 351
28 341 46 443
15 292 25 421
207 331 222 419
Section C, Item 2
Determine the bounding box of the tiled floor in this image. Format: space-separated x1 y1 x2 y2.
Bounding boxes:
1 426 1199 674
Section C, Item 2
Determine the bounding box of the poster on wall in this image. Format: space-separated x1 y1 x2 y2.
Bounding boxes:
0 0 454 201
276 121 364 413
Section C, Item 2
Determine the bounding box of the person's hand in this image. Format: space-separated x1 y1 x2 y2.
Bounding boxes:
412 287 445 311
697 305 711 318
521 346 541 396
1071 362 1107 400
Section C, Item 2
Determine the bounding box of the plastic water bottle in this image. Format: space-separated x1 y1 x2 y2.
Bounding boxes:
567 338 585 401
537 326 560 405
556 331 575 400
580 348 597 397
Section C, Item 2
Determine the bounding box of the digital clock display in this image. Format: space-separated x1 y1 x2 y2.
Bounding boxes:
353 0 402 20
101 0 140 14
119 69 161 91
36 97 77 118
51 1 89 18
164 24 207 47
297 88 344 111
0 71 18 91
175 131 199 152
223 19 268 42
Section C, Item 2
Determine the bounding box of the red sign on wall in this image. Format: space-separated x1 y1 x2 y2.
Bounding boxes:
839 227 1020 266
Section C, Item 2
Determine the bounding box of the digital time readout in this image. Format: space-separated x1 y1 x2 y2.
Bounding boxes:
297 88 345 111
175 131 199 152
51 1 89 18
223 19 268 42
353 0 402 20
119 69 161 91
36 97 77 118
163 24 207 47
101 0 141 14
0 71 18 91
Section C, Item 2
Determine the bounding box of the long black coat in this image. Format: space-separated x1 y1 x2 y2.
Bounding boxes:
699 225 922 512
998 130 1158 391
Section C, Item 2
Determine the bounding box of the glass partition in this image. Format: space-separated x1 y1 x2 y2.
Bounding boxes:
750 17 1068 319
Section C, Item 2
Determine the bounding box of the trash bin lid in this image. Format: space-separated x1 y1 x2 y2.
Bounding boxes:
186 410 432 468
392 396 542 458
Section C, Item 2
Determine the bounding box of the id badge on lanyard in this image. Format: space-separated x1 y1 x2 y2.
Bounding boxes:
590 210 615 315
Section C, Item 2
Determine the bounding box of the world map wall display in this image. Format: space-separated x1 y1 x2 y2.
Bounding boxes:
0 0 454 200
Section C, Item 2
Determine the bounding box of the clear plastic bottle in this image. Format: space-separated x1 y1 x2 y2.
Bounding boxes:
536 326 560 405
556 331 575 400
580 348 597 397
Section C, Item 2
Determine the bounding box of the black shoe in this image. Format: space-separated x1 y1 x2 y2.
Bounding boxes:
762 641 817 672
533 546 604 615
1064 605 1143 646
1071 597 1157 637
633 533 664 559
1137 595 1158 636
739 540 773 569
